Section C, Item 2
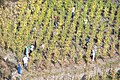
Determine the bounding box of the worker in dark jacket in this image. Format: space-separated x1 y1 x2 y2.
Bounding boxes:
54 16 59 28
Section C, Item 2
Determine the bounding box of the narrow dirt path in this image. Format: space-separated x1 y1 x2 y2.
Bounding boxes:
19 55 120 80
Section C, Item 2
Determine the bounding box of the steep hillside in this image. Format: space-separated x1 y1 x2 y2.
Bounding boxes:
0 0 119 80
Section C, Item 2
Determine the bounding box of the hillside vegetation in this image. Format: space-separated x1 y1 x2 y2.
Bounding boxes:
0 0 119 72
0 0 120 80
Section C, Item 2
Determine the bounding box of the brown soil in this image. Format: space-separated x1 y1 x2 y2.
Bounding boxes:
19 54 120 80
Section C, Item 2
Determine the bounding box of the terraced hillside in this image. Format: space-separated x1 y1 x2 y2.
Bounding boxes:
0 0 120 79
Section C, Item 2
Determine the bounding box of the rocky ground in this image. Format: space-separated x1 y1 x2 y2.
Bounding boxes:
0 48 17 80
0 47 119 80
21 55 120 80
